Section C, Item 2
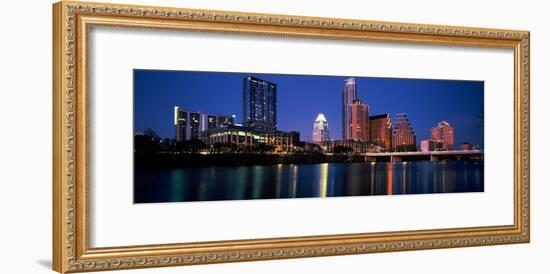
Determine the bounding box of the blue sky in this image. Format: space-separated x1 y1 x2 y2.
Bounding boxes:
134 69 484 148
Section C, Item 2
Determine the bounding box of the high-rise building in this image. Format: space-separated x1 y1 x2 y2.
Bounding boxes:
189 112 201 140
242 76 277 131
391 113 416 151
207 115 217 130
342 77 357 139
369 113 392 149
431 121 455 150
200 114 235 132
175 106 235 141
312 113 330 142
350 100 369 141
174 106 187 142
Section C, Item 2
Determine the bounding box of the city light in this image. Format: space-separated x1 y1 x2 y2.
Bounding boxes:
167 74 480 160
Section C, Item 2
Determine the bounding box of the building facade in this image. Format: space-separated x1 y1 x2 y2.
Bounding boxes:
289 131 301 146
201 114 236 132
431 121 455 150
350 100 369 141
391 113 417 151
174 106 235 141
189 112 201 140
174 106 187 142
312 113 330 143
242 76 277 131
201 125 297 151
461 142 474 150
420 139 436 152
369 113 392 150
342 77 357 139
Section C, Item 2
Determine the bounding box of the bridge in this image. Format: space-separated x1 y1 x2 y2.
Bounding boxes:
357 150 483 162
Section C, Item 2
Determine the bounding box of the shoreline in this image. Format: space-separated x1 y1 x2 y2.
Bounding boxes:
134 152 483 168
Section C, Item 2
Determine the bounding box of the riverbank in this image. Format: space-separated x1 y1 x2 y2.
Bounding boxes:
135 152 360 168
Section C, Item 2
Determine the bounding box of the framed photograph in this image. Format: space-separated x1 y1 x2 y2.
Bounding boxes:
52 1 530 273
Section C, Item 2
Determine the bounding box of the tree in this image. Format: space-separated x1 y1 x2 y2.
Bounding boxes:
134 135 160 153
333 145 353 154
255 143 275 154
170 139 206 153
183 139 207 153
394 144 417 152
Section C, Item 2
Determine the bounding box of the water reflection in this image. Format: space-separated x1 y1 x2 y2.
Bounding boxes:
134 161 484 203
319 163 328 197
387 162 393 195
291 165 298 198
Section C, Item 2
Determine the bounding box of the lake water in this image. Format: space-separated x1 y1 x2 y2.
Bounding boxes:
134 161 483 203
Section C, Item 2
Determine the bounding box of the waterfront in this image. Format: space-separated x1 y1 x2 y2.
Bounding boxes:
134 161 483 203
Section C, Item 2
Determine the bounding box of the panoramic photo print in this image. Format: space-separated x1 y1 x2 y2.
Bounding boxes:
133 70 484 203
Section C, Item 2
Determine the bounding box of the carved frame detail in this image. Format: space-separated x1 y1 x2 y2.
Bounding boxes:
53 1 530 273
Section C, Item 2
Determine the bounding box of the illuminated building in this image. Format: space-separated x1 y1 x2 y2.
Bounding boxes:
206 114 217 130
174 106 187 142
350 100 369 141
391 113 416 151
200 114 235 132
420 139 436 152
217 115 235 127
189 112 201 140
342 77 357 139
174 106 235 141
242 76 277 131
431 121 455 150
312 113 330 142
201 125 296 151
369 113 392 149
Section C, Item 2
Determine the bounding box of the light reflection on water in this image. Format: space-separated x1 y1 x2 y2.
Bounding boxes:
134 161 484 203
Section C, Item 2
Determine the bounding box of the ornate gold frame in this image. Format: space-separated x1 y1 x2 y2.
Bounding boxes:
52 1 530 273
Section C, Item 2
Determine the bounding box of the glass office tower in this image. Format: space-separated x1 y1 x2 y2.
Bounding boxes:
242 76 277 131
342 77 357 139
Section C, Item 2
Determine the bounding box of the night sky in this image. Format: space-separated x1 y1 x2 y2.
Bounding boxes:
134 69 484 148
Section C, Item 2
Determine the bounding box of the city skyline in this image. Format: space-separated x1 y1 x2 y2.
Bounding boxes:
134 69 484 148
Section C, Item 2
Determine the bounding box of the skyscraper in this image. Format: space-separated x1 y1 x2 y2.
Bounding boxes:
431 121 455 150
207 114 217 130
189 112 201 140
350 100 369 141
200 113 236 132
369 113 392 149
242 76 277 131
342 77 357 139
175 106 235 141
312 113 330 142
391 113 416 151
174 106 187 142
